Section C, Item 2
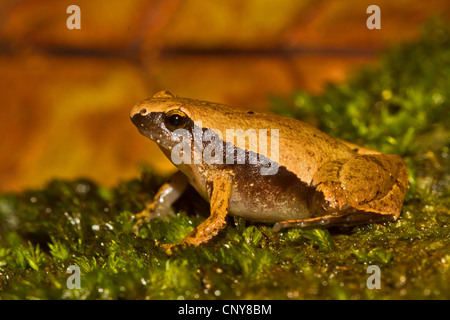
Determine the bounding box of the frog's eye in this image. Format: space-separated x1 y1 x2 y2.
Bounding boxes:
164 109 190 131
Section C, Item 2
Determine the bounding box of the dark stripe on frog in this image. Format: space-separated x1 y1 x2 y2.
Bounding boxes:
193 124 279 172
133 111 283 170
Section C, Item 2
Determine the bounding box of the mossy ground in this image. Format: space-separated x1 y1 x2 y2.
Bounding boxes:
0 20 449 300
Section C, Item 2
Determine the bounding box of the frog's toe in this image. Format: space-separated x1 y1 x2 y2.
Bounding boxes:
132 204 176 234
132 209 152 234
152 205 176 220
156 242 180 256
132 217 146 234
272 216 332 231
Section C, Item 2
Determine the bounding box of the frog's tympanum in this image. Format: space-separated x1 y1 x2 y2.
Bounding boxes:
130 91 408 251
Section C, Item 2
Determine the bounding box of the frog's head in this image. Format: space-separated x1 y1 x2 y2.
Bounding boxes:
130 90 197 155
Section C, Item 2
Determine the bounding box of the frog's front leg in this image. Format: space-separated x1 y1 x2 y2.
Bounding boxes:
158 173 233 255
180 173 232 246
133 170 188 234
273 154 408 231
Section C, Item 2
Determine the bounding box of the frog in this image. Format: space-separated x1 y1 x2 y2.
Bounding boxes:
130 90 409 251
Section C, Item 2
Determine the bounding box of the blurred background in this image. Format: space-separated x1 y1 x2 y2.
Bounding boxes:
1 0 449 192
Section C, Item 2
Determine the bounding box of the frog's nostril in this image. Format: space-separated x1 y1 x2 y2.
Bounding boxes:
140 108 148 115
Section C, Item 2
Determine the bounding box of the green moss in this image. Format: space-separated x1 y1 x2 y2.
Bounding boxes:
1 19 449 300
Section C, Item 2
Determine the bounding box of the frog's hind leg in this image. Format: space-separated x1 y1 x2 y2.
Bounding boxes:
274 154 409 232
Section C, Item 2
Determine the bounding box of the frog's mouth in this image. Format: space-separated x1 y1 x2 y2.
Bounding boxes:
130 112 162 141
131 112 180 150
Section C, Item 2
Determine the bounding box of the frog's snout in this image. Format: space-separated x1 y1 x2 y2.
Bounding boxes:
130 102 149 132
130 103 148 119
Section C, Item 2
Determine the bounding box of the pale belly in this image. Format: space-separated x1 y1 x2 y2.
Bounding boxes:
187 163 315 223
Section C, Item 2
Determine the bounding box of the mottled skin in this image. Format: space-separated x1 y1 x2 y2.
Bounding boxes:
130 91 409 251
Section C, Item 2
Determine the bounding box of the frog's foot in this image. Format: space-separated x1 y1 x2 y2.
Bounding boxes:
156 242 194 255
132 202 175 234
272 211 396 232
156 242 179 256
273 216 332 232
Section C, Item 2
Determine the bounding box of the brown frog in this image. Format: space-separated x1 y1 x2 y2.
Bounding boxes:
130 91 409 250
